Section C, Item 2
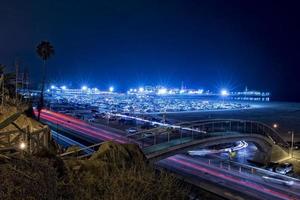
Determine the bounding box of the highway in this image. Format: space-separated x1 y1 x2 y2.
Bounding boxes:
158 154 300 200
35 109 128 144
37 109 300 199
51 130 94 155
187 141 248 156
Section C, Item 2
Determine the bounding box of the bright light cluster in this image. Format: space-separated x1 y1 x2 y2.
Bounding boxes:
81 85 88 91
127 86 206 95
221 89 229 96
157 88 167 95
45 84 269 101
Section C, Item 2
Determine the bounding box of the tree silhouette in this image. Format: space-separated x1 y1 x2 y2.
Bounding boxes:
36 41 55 120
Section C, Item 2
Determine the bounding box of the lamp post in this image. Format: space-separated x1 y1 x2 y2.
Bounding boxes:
19 141 26 157
288 131 294 158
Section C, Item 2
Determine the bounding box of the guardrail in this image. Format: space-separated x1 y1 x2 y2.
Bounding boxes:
60 142 104 158
127 119 289 150
205 156 300 182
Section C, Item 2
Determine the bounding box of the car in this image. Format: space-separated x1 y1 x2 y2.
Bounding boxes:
143 132 154 137
275 163 293 175
126 128 138 135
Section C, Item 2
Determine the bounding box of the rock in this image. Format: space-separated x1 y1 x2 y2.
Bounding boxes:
89 141 147 168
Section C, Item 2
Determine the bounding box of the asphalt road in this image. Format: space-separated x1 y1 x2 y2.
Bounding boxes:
157 154 300 200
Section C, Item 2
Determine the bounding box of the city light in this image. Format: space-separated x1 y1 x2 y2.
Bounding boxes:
157 88 167 95
273 123 278 128
51 85 55 89
19 142 26 150
61 85 67 90
139 87 144 92
109 86 114 92
221 89 229 96
41 86 261 114
81 85 88 91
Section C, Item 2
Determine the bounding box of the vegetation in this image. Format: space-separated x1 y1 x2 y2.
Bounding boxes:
36 41 55 121
0 142 189 200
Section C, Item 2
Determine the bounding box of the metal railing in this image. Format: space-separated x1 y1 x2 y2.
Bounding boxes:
127 119 289 150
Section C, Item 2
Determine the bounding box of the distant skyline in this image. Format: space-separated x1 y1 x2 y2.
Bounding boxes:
1 0 300 101
47 83 265 94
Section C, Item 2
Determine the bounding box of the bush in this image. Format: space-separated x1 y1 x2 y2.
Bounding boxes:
0 142 189 200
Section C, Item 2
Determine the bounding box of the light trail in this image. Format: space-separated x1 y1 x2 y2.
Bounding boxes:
36 109 127 143
164 155 295 200
114 113 206 134
188 141 248 156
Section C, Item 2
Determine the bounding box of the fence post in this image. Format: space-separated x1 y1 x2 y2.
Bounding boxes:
180 128 182 142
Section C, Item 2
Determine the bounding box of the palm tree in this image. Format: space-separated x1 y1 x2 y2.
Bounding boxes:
36 41 55 121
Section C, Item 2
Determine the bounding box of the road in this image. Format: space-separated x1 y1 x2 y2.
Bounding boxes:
38 109 300 199
158 154 300 200
36 109 127 144
51 130 94 154
187 141 248 156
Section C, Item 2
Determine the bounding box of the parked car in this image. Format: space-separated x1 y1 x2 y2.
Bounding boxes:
275 163 293 175
143 132 154 137
126 127 138 135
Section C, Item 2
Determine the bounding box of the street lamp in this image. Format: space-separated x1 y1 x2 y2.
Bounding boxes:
81 85 88 91
273 123 278 129
139 87 144 92
220 89 229 96
19 141 26 150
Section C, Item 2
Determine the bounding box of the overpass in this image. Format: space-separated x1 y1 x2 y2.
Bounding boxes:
57 116 290 163
126 119 290 162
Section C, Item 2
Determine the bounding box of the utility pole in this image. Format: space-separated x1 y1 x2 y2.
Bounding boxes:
15 60 19 105
0 74 4 110
288 131 294 158
291 131 294 158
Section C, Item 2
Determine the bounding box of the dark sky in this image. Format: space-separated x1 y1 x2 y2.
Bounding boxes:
1 0 300 101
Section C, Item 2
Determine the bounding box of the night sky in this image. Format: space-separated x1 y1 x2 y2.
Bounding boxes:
1 0 300 101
